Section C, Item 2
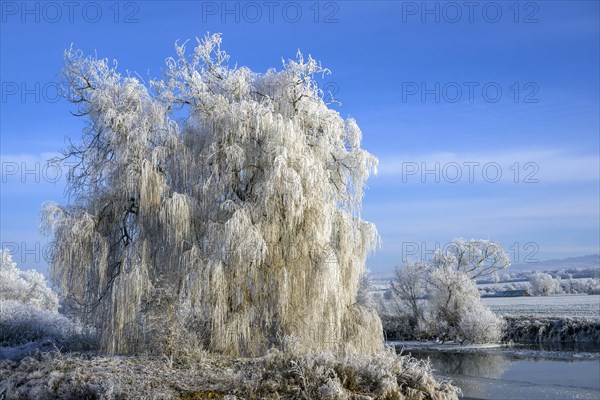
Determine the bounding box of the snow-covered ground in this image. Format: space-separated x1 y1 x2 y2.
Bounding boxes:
482 294 600 318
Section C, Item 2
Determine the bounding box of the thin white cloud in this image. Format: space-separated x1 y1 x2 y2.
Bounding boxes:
377 149 599 183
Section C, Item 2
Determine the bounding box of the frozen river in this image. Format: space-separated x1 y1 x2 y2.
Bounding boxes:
393 342 600 400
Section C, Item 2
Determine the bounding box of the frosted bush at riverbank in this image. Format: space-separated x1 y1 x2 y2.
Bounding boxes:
0 347 460 400
388 239 509 344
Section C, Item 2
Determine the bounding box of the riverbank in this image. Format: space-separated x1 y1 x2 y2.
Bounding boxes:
0 346 460 400
502 316 600 343
381 315 600 344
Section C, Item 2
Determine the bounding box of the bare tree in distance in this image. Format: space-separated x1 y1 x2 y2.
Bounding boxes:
390 260 427 332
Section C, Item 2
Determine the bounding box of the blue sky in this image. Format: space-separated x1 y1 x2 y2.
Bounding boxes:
1 1 599 274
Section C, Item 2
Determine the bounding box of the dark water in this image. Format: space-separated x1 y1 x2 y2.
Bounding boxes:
511 342 600 353
397 345 600 400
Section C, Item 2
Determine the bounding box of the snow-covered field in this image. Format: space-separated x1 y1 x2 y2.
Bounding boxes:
476 277 594 291
483 295 600 318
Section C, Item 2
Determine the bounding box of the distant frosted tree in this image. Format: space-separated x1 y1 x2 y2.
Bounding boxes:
42 34 382 356
528 272 560 296
390 261 427 332
424 239 509 342
388 239 509 343
0 249 59 312
566 273 574 293
356 268 373 307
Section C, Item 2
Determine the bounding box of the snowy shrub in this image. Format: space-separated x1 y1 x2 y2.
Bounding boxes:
588 283 600 295
567 278 600 295
426 269 503 343
0 250 95 355
529 272 561 296
458 302 505 343
0 300 93 349
0 250 58 312
562 278 600 295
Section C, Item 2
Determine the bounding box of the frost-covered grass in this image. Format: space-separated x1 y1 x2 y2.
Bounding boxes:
0 283 460 399
0 300 460 399
482 294 600 318
0 347 460 400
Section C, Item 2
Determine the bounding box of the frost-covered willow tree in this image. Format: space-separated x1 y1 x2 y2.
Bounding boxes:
42 34 382 356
